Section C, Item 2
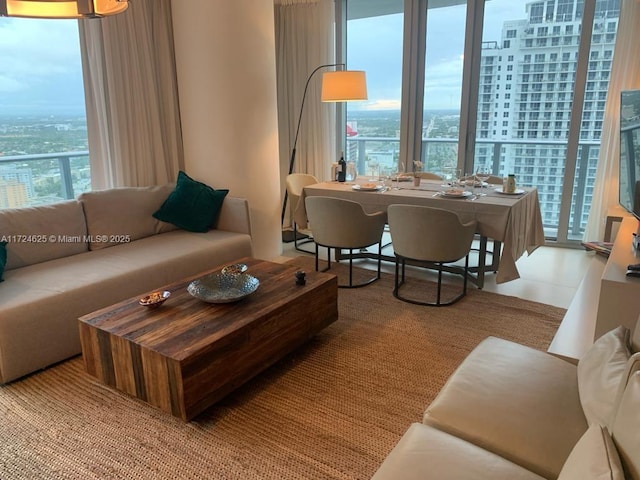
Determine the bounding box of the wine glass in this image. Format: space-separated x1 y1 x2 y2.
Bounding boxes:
394 163 405 190
475 166 491 196
383 166 394 190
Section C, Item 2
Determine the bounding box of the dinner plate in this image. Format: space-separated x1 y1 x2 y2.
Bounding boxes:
390 175 413 182
462 180 488 187
494 188 525 195
352 184 384 191
439 190 473 198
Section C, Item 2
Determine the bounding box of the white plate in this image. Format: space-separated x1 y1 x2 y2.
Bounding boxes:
390 175 412 182
439 190 472 198
462 180 488 187
494 188 525 195
352 184 384 191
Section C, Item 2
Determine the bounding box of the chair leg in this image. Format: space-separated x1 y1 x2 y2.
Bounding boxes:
393 256 402 299
377 240 382 279
393 255 469 307
315 242 319 271
349 248 354 287
463 254 469 295
436 263 443 305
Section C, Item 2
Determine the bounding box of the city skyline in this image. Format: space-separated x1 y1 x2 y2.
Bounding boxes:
0 2 530 115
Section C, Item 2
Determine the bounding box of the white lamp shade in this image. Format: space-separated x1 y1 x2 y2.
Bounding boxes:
2 0 128 18
321 70 368 102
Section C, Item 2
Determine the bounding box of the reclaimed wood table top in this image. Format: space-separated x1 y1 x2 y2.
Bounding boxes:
79 257 338 420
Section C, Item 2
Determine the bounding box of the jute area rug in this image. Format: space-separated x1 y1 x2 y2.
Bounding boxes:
0 257 565 480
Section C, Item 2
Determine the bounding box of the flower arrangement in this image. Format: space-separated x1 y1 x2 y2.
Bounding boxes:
412 160 423 177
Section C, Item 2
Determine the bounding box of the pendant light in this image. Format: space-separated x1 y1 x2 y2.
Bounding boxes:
0 0 129 19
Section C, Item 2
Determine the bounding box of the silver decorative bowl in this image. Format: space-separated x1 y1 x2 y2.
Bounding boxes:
187 272 259 304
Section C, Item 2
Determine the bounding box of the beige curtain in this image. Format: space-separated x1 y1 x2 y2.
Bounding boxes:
583 0 640 241
275 0 336 227
79 0 183 189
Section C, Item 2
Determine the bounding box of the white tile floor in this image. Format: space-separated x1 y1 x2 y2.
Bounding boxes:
276 235 595 309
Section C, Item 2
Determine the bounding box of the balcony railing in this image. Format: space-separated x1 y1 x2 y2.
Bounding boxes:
0 151 90 207
2 142 598 241
346 136 599 241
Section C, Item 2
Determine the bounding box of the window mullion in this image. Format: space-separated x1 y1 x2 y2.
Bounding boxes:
557 0 596 243
458 0 485 174
399 0 427 172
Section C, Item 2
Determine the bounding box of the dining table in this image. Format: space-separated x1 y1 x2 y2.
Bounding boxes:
293 177 546 288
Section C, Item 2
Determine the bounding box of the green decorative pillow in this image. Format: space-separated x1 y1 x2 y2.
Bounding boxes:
0 241 7 282
153 171 229 233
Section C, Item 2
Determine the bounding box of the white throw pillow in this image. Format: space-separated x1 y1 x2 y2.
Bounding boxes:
577 325 631 428
557 424 624 480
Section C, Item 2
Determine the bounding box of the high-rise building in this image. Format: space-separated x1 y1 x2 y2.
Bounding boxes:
0 180 28 208
0 166 35 199
476 0 619 238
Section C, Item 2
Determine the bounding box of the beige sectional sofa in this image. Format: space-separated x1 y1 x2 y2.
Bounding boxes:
0 184 253 384
372 320 640 480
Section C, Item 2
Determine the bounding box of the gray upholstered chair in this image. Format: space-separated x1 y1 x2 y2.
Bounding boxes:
305 196 386 288
286 173 318 252
387 204 477 306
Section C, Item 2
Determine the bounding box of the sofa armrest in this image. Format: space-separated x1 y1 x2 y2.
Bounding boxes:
216 197 251 236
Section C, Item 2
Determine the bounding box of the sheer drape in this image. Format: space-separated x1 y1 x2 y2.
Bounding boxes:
79 0 183 189
583 0 640 241
274 0 336 227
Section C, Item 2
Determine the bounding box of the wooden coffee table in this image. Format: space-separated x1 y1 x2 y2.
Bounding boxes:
78 257 338 421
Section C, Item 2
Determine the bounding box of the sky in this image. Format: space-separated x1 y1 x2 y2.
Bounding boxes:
347 0 530 111
0 18 85 116
0 1 529 116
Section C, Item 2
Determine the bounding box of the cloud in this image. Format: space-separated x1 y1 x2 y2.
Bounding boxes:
360 99 401 111
0 18 85 113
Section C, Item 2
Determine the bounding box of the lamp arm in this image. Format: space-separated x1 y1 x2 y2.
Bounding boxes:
289 63 344 167
281 62 345 227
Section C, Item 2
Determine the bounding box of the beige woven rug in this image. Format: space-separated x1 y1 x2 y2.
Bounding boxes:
0 258 565 480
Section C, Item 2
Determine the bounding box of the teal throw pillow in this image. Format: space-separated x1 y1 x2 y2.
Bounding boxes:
0 241 6 282
153 171 229 233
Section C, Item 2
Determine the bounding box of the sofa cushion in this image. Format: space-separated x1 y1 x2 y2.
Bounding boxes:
152 171 229 233
0 227 253 384
612 371 640 480
79 184 177 251
632 316 640 353
0 241 6 281
371 423 546 480
577 325 630 429
0 200 88 270
423 336 587 480
557 424 624 480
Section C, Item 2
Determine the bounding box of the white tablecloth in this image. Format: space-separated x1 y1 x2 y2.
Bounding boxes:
294 179 545 284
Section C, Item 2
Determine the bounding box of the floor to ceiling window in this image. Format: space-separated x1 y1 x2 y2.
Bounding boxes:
340 0 619 244
345 0 404 179
422 1 467 174
0 18 89 209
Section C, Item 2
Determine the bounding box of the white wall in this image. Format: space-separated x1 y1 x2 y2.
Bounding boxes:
171 0 281 260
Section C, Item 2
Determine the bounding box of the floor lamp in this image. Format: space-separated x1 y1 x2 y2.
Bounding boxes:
282 64 367 243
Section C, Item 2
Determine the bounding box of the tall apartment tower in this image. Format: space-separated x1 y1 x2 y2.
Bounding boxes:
476 0 619 237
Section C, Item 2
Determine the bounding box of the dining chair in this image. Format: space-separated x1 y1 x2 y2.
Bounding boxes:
286 173 318 252
458 174 503 273
305 196 386 288
387 204 477 306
